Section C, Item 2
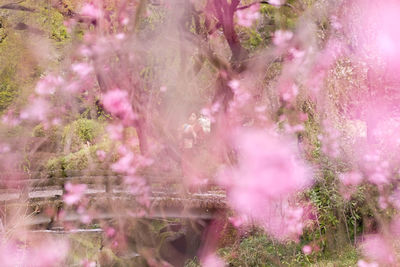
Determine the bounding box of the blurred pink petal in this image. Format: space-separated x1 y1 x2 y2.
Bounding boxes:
63 182 87 205
219 129 313 240
81 3 103 19
35 75 64 95
201 253 225 267
71 62 93 77
237 4 260 27
107 123 124 140
339 171 363 186
273 30 293 46
302 245 312 255
20 98 50 122
361 234 395 265
357 260 379 267
102 89 137 125
96 150 107 161
268 0 286 6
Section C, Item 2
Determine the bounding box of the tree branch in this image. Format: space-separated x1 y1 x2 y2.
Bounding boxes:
0 1 34 12
237 1 296 11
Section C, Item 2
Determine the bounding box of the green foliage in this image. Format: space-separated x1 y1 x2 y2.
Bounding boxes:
305 170 370 253
45 141 111 176
32 124 46 137
137 4 166 32
32 124 61 141
218 231 307 266
0 0 74 115
46 156 67 177
32 123 63 154
0 66 18 112
184 257 200 267
186 230 359 267
67 234 102 264
307 181 341 238
0 18 6 43
62 147 91 171
36 5 69 42
260 1 299 29
308 245 359 267
242 28 263 51
62 118 104 152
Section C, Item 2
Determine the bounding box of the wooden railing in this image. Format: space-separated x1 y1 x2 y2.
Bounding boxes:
0 170 226 229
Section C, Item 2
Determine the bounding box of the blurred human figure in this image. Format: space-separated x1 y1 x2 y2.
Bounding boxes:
180 113 211 192
196 115 211 144
181 113 197 149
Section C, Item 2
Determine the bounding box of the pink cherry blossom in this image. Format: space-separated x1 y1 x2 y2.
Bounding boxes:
0 144 10 154
389 216 400 237
289 47 305 59
102 89 130 114
106 227 116 238
284 124 304 134
121 16 129 25
345 0 400 74
360 150 390 186
107 123 124 140
201 253 225 267
219 129 313 240
339 171 363 186
388 189 400 209
254 105 267 113
29 240 69 267
281 83 299 102
378 196 388 210
63 182 87 205
0 239 69 267
1 110 20 126
330 15 342 30
273 30 293 46
81 259 96 267
302 245 312 255
102 89 137 125
299 113 308 122
96 150 107 161
115 33 125 40
319 122 341 158
220 129 312 199
236 4 260 27
81 214 92 224
228 79 240 92
229 215 250 228
20 97 50 122
111 151 136 174
357 260 379 267
35 75 64 95
268 0 286 6
71 62 93 77
360 234 395 265
81 3 103 19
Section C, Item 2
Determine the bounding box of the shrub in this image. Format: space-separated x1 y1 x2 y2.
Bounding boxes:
62 118 104 152
45 141 111 176
0 66 18 113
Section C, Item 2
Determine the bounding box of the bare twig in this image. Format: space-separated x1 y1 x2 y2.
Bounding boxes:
0 1 35 12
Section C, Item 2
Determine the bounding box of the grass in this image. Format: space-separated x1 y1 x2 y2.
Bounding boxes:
185 230 359 267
